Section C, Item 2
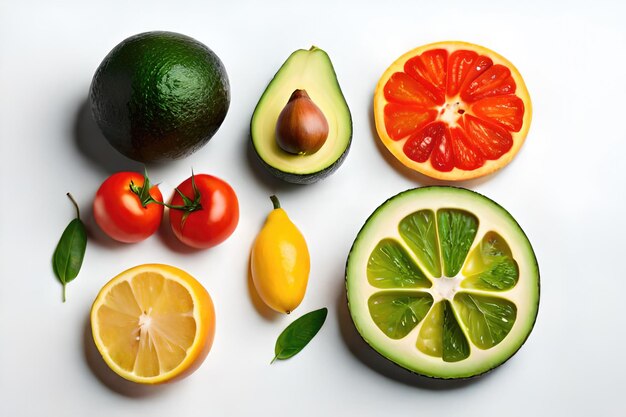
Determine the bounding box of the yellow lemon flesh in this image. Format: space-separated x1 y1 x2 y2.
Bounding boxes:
90 264 215 384
251 196 310 314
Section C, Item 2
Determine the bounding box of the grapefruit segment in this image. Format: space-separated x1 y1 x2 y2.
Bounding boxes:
450 127 486 170
462 65 516 102
374 41 532 180
384 103 437 140
403 122 445 163
463 115 513 160
447 50 493 97
471 96 524 132
430 124 454 172
384 72 442 106
405 49 448 92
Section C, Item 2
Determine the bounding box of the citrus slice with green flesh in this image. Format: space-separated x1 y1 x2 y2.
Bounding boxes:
91 264 215 384
346 187 539 378
373 41 532 180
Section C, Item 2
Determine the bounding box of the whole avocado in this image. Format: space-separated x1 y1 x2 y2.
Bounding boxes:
90 31 230 162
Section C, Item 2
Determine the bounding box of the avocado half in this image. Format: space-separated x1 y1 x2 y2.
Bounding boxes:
251 47 352 184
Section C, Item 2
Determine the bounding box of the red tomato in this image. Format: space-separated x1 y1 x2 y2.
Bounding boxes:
93 172 164 243
169 174 239 249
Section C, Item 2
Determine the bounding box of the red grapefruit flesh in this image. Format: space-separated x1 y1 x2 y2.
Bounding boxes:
374 41 532 180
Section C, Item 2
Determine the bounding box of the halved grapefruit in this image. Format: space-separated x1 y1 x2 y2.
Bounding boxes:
374 41 532 181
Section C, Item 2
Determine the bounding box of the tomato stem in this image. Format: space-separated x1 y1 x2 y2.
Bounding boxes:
129 168 160 208
270 195 281 210
167 170 203 228
168 188 203 211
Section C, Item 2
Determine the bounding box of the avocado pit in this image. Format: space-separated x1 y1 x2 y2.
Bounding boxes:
275 89 329 155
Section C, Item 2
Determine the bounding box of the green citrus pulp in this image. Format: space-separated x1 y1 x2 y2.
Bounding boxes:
346 187 539 379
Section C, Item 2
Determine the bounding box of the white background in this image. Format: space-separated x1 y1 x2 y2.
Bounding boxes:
1 0 625 416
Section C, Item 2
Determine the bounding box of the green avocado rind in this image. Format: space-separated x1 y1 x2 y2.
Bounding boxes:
345 187 540 379
90 31 230 162
252 139 351 185
250 47 352 184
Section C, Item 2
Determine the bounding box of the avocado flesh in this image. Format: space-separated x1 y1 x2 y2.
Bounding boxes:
251 47 352 184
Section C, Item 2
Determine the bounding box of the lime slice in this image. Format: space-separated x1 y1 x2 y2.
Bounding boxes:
346 187 539 379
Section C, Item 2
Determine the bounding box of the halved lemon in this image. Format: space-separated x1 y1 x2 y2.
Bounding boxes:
346 187 539 378
374 41 532 180
90 264 215 384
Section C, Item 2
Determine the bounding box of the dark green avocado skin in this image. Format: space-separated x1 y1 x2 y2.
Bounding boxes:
89 31 230 162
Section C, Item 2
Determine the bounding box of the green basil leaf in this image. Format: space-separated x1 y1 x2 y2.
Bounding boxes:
53 193 87 302
272 307 328 363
